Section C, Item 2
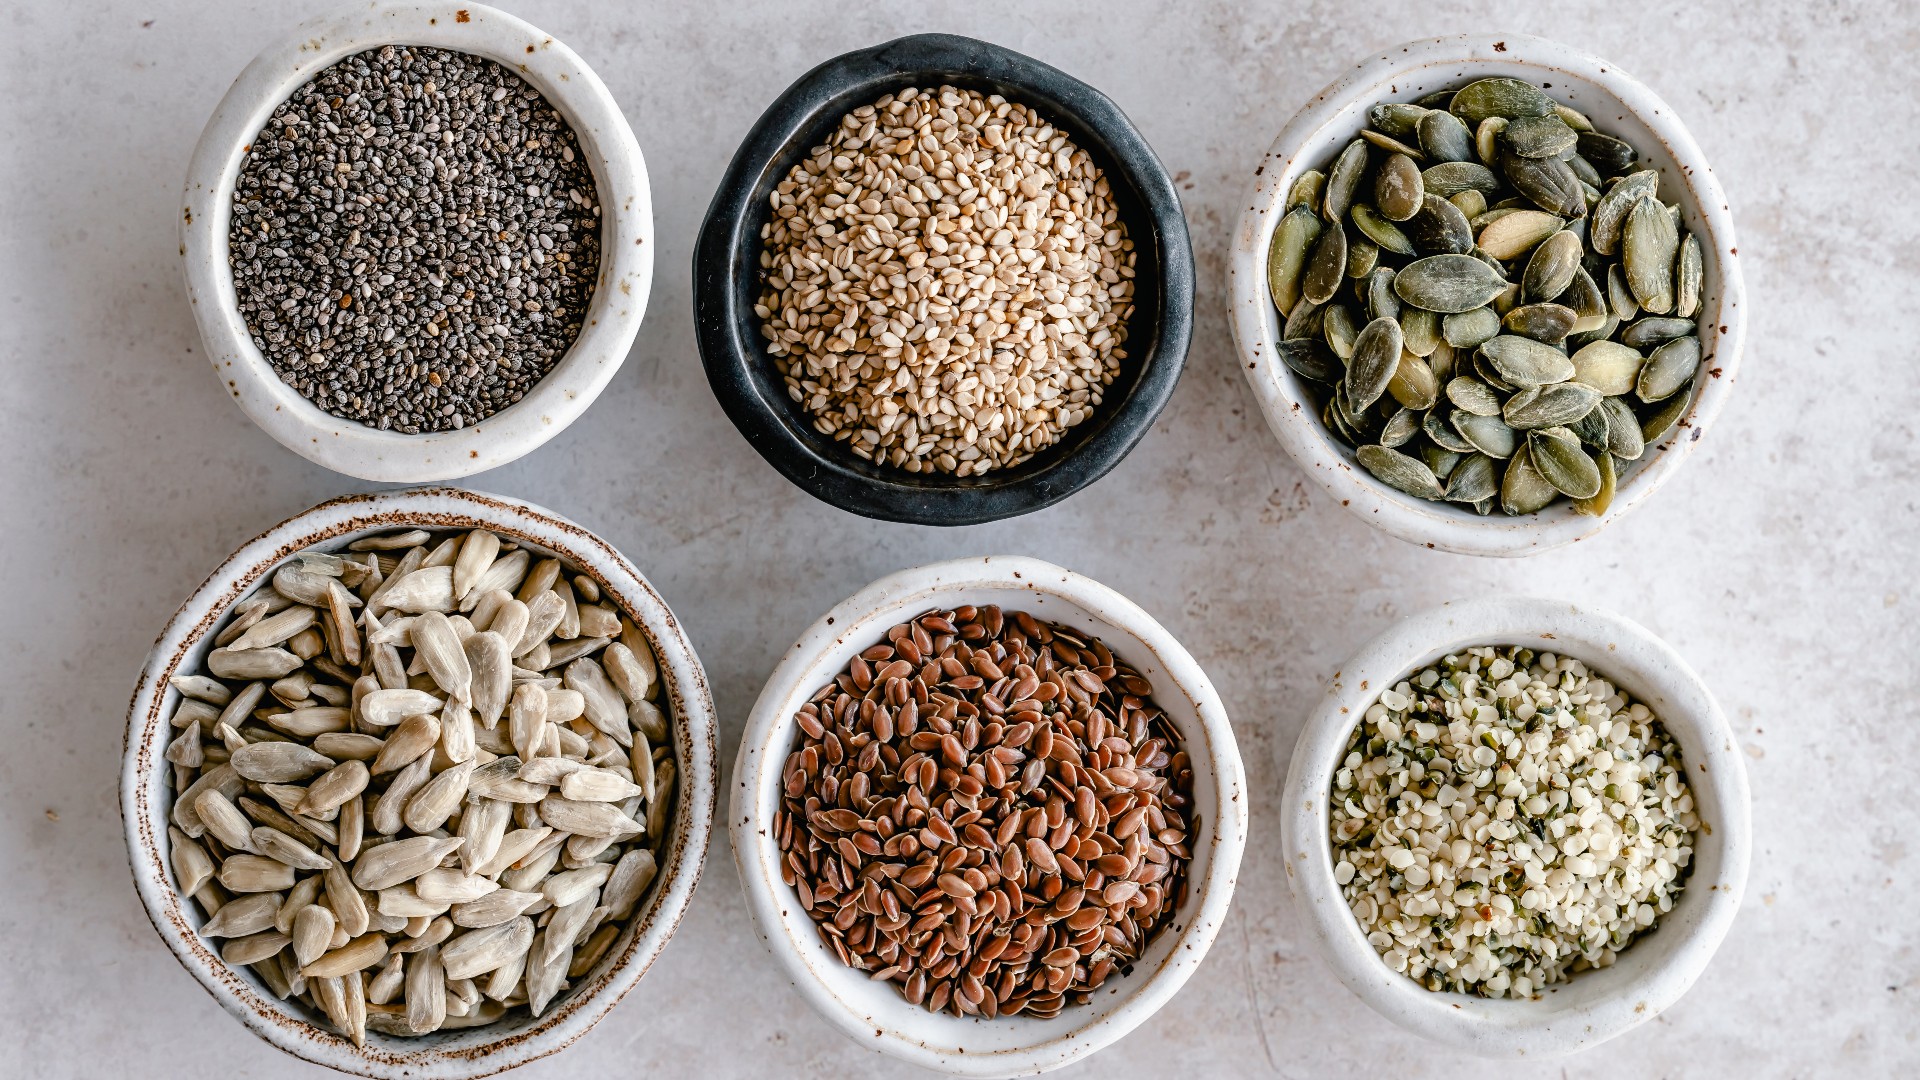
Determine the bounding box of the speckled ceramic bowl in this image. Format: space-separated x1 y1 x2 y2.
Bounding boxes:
730 557 1246 1076
1280 597 1751 1057
181 2 652 482
122 488 717 1079
1229 34 1746 557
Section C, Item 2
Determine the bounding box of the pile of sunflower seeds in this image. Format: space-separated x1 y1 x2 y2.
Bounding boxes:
230 45 602 434
757 85 1136 476
776 606 1192 1018
163 527 672 1042
1329 646 1697 998
1268 77 1706 516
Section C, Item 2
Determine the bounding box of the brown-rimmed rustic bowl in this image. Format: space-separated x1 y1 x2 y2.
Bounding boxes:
121 487 717 1079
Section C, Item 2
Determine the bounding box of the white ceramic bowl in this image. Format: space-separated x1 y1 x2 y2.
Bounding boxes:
1279 596 1751 1057
731 557 1248 1076
122 487 716 1079
181 1 653 482
1229 34 1747 557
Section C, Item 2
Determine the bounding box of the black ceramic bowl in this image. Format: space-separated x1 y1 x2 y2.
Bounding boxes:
694 33 1194 526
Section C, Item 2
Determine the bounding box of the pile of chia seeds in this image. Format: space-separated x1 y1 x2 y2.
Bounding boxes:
229 45 602 433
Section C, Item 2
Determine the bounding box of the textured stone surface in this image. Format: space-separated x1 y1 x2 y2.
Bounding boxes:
1 1 1914 1076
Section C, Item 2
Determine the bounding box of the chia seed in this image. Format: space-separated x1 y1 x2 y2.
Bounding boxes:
229 45 602 434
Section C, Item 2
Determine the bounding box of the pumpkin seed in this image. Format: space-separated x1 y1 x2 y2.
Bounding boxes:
1503 303 1578 345
1570 403 1610 449
1324 140 1370 222
1476 210 1563 260
1417 108 1474 164
1564 268 1611 333
1444 452 1500 502
1478 335 1575 387
1428 339 1458 383
1323 303 1360 360
1345 316 1403 412
1597 396 1645 461
1504 381 1602 429
1419 444 1463 480
1529 427 1602 499
1287 170 1326 211
1621 317 1696 349
1275 338 1342 384
1554 104 1595 133
1380 407 1423 448
1266 206 1322 316
1421 161 1498 199
1623 197 1678 313
1370 103 1428 138
1504 154 1585 217
1566 153 1602 188
1450 77 1553 125
1366 267 1401 321
1348 233 1379 278
1405 194 1474 255
1395 309 1436 358
1575 131 1637 175
1475 117 1505 167
1357 445 1445 500
1503 114 1578 159
1284 297 1325 343
1570 340 1644 396
1637 335 1700 402
1573 451 1617 516
1443 306 1502 349
1452 410 1518 458
1375 154 1424 221
1423 408 1475 453
1607 263 1640 320
1641 378 1693 441
1448 189 1488 220
1360 129 1425 159
1446 377 1503 416
1522 230 1583 302
1500 445 1559 515
1395 254 1508 313
1590 171 1659 256
1351 204 1416 255
1302 221 1348 306
1675 234 1703 319
1388 352 1440 411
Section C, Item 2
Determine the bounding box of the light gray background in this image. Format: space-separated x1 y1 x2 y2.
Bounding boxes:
3 0 1914 1076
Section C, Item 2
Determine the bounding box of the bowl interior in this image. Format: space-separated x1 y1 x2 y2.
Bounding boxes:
128 503 707 1072
741 581 1234 1067
1245 44 1735 543
697 34 1192 524
1293 605 1747 1050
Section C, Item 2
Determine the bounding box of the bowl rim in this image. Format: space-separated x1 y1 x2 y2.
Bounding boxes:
728 555 1247 1075
1277 596 1752 1057
693 32 1195 526
1227 33 1748 557
180 0 654 483
120 487 718 1079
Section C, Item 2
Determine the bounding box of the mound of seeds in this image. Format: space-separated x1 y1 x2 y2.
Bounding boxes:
1267 77 1706 516
162 526 673 1042
230 45 602 434
757 85 1136 476
1330 646 1698 998
776 606 1192 1018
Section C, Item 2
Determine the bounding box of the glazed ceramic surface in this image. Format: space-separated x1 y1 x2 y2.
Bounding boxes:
122 487 717 1079
1279 596 1751 1057
180 1 653 482
1229 34 1746 557
730 557 1247 1075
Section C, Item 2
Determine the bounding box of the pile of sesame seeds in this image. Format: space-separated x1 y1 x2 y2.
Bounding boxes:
229 45 602 434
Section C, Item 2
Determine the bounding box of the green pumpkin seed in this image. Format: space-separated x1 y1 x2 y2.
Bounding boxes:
1418 109 1474 164
1370 103 1429 139
1522 230 1583 302
1424 407 1474 452
1445 452 1500 502
1569 340 1644 395
1503 114 1578 159
1348 233 1379 278
1345 316 1403 412
1445 376 1503 416
1478 335 1575 387
1323 303 1360 359
1420 445 1464 481
1452 410 1518 458
1401 308 1442 358
1503 303 1578 345
1636 335 1700 402
1575 131 1637 175
1620 317 1696 349
1374 154 1424 222
1566 153 1602 188
1351 204 1417 256
1450 77 1554 125
1598 396 1645 461
1448 189 1488 220
1405 194 1474 255
1564 268 1610 333
1302 221 1349 306
1366 267 1401 322
1622 197 1678 313
1569 402 1610 448
1442 307 1502 349
1607 263 1640 320
1267 206 1323 316
1388 351 1440 410
1553 104 1595 133
1286 170 1325 211
1324 140 1370 222
1572 451 1616 516
1283 297 1324 341
1529 427 1602 499
1380 406 1423 448
1324 398 1357 444
1500 445 1559 515
1275 337 1342 384
1504 154 1585 217
1428 339 1458 384
1566 315 1619 353
1590 171 1659 256
1641 378 1694 442
1476 210 1563 260
1421 161 1499 199
1492 281 1524 317
1335 382 1372 433
1475 117 1506 167
1413 88 1455 110
1675 234 1703 319
1504 381 1602 429
1357 444 1445 500
1360 129 1425 159
1394 254 1508 313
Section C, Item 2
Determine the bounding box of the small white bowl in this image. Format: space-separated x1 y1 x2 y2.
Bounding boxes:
1229 34 1747 557
122 487 717 1079
1279 596 1751 1057
181 1 653 482
730 556 1248 1077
